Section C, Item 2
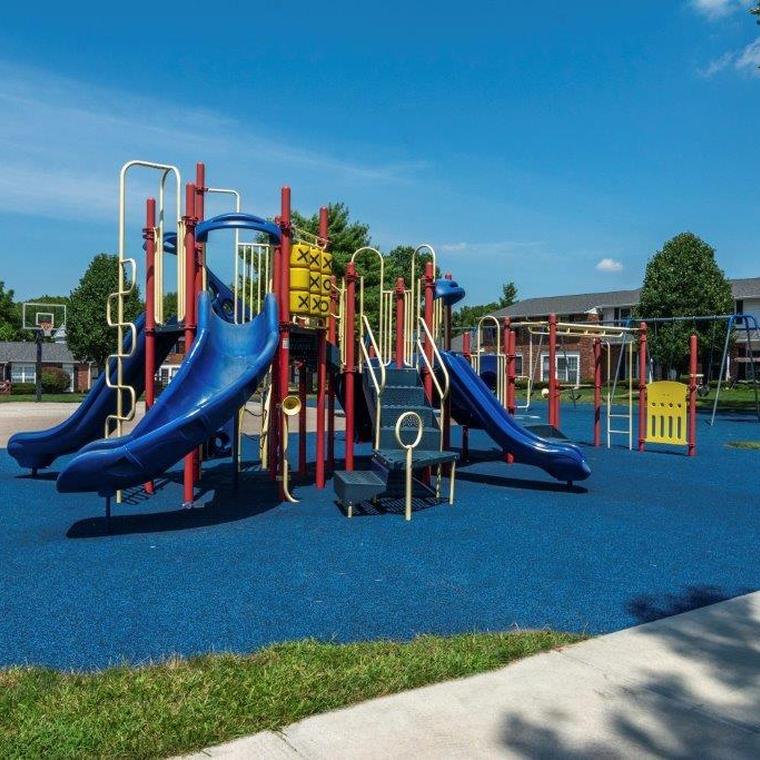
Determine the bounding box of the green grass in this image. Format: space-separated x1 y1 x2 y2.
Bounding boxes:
0 631 581 759
726 440 760 450
0 394 85 403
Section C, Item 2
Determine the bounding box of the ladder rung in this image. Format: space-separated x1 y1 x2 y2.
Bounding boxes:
608 429 631 435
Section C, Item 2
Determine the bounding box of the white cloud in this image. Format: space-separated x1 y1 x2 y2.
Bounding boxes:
690 0 747 20
0 60 429 224
596 257 624 272
699 38 760 77
437 240 543 254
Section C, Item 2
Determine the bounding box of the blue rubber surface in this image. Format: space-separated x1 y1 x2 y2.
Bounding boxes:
56 293 278 495
1 403 758 670
443 351 591 482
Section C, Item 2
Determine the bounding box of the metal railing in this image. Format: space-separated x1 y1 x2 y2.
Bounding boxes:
416 316 450 452
359 314 387 448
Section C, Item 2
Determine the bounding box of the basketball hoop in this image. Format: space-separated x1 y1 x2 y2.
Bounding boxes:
38 321 53 339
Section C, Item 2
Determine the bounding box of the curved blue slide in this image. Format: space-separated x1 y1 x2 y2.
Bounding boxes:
7 269 238 472
441 351 591 483
57 292 278 496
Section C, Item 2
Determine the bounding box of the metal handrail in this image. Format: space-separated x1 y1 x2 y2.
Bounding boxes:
475 314 506 407
416 316 449 451
394 411 424 521
359 314 387 448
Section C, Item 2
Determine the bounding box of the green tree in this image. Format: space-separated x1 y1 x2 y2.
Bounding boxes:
0 281 20 341
291 202 370 279
637 233 733 375
67 254 142 370
499 281 518 308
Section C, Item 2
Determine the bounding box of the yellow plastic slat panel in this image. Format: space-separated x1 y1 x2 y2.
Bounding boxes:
646 381 687 445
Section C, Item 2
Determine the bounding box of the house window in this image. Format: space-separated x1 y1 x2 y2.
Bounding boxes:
514 353 524 377
11 363 36 384
614 307 632 322
541 352 580 385
735 299 744 315
158 365 181 386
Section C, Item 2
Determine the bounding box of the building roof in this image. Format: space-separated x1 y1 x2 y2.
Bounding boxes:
450 276 760 351
0 341 79 364
484 276 760 321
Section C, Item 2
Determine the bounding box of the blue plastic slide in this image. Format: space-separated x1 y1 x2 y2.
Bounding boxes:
57 292 278 496
441 351 591 483
7 269 238 472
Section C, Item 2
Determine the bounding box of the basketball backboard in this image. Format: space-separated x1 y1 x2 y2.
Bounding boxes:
22 302 67 337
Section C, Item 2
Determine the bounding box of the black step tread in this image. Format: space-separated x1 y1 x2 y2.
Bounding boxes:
374 449 459 470
334 470 386 486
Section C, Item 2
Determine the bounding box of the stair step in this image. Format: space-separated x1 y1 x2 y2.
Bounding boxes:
333 469 387 506
382 385 427 405
374 448 459 471
380 425 441 450
380 404 435 427
383 366 421 386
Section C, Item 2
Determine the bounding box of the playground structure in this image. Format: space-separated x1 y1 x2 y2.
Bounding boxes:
9 156 595 525
463 315 703 456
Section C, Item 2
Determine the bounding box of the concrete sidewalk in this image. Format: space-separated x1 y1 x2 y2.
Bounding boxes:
182 591 760 759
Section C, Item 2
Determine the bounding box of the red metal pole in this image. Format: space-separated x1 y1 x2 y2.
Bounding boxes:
193 163 206 483
395 277 405 368
143 198 156 495
593 337 602 447
463 331 471 359
638 322 648 452
504 318 515 414
344 261 357 470
688 333 697 457
423 261 434 403
194 163 206 297
315 207 329 488
327 273 337 472
277 187 292 499
182 183 198 506
548 313 558 428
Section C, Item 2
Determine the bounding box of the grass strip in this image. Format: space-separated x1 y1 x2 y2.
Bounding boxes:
0 630 581 759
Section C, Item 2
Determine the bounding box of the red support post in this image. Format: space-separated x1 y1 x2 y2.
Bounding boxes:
143 198 157 495
193 164 206 483
504 318 516 414
638 322 648 452
548 313 558 428
276 187 292 499
423 260 435 403
194 163 206 297
315 207 329 488
593 337 602 447
182 183 198 506
344 262 357 470
463 331 471 359
395 277 405 368
327 274 337 472
688 333 697 457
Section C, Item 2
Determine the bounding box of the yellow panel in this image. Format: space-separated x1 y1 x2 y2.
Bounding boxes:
290 290 311 316
310 294 323 316
319 296 330 315
308 245 322 269
646 381 687 445
290 244 312 267
321 250 333 274
321 274 331 294
309 272 322 292
290 268 310 290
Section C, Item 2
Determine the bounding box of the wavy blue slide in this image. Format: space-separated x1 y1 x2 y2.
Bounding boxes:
7 268 238 472
441 351 591 483
57 292 278 496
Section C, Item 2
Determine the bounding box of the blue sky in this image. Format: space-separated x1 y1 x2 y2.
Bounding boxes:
1 0 760 306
